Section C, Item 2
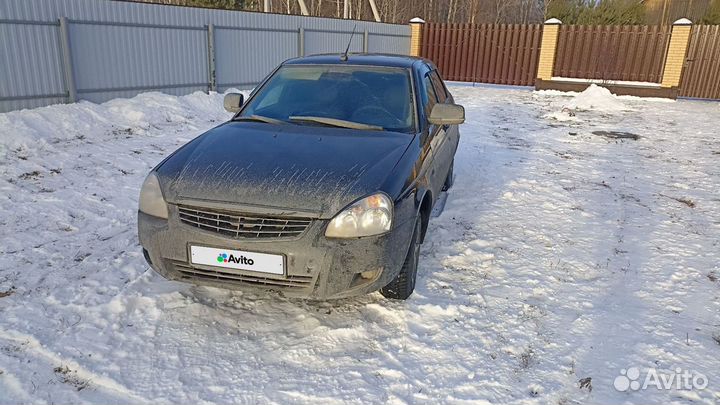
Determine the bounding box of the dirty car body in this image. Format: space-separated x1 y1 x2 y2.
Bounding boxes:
138 54 464 300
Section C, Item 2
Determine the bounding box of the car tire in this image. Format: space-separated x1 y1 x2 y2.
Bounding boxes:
380 218 422 300
442 160 454 191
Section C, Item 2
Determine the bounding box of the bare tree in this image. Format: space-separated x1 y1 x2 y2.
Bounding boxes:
125 0 554 23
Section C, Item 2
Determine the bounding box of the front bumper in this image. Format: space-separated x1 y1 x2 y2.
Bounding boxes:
138 203 416 299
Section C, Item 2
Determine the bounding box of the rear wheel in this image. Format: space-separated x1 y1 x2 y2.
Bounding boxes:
380 218 422 300
442 160 454 191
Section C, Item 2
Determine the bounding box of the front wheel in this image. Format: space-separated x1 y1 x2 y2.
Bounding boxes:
380 218 422 300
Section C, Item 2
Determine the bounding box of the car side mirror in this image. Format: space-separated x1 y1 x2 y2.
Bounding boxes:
224 93 244 113
428 103 465 126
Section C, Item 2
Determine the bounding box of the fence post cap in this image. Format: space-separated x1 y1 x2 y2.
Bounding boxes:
544 18 562 25
409 17 426 24
672 18 692 25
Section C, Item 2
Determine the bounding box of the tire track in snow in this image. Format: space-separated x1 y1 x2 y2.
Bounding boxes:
0 329 151 404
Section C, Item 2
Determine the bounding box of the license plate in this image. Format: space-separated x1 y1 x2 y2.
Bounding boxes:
190 245 284 275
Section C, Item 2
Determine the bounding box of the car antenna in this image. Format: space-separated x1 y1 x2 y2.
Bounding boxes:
340 24 357 62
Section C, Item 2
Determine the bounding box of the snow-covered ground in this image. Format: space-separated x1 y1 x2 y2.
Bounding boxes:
1 85 718 405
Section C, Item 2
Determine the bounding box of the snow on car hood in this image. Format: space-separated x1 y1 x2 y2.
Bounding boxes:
157 121 412 217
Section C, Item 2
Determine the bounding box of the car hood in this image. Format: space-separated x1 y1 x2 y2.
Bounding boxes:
157 121 413 218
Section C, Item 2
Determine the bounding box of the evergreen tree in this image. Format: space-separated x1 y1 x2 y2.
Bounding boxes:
546 0 585 23
546 0 645 24
182 0 246 10
702 0 720 24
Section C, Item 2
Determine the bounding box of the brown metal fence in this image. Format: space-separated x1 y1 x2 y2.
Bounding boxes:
420 23 542 86
553 25 671 83
420 22 720 100
679 25 720 100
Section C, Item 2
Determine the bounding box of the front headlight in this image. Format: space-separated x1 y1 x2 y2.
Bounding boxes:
139 172 168 219
325 193 393 238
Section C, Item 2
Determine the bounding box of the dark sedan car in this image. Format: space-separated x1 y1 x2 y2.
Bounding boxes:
138 53 464 300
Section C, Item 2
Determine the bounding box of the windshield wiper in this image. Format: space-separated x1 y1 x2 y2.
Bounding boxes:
233 115 285 125
289 116 383 131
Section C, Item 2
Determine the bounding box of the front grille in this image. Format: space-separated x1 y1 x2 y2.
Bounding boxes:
172 261 314 289
178 205 312 239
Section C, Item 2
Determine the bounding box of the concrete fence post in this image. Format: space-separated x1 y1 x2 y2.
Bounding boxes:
363 29 369 52
536 18 562 82
207 23 216 92
409 17 425 57
58 17 77 103
661 18 693 89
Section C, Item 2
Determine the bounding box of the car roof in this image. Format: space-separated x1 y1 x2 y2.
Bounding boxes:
283 53 433 69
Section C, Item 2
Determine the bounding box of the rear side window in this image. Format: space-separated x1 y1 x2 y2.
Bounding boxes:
422 75 438 117
429 71 448 103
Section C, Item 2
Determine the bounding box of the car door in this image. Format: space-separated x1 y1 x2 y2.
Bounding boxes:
417 65 445 200
421 69 452 199
428 69 459 180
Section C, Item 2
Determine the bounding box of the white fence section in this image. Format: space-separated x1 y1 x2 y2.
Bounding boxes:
0 0 411 112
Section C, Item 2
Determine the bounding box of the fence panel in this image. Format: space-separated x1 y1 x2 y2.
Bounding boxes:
554 25 670 83
215 27 297 91
680 25 720 100
368 32 411 55
69 22 209 103
0 21 67 111
303 29 364 55
421 23 542 86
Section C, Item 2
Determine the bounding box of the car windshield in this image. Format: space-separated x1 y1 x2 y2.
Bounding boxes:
239 65 416 133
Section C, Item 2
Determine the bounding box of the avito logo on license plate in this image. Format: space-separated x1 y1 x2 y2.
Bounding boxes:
190 245 284 275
